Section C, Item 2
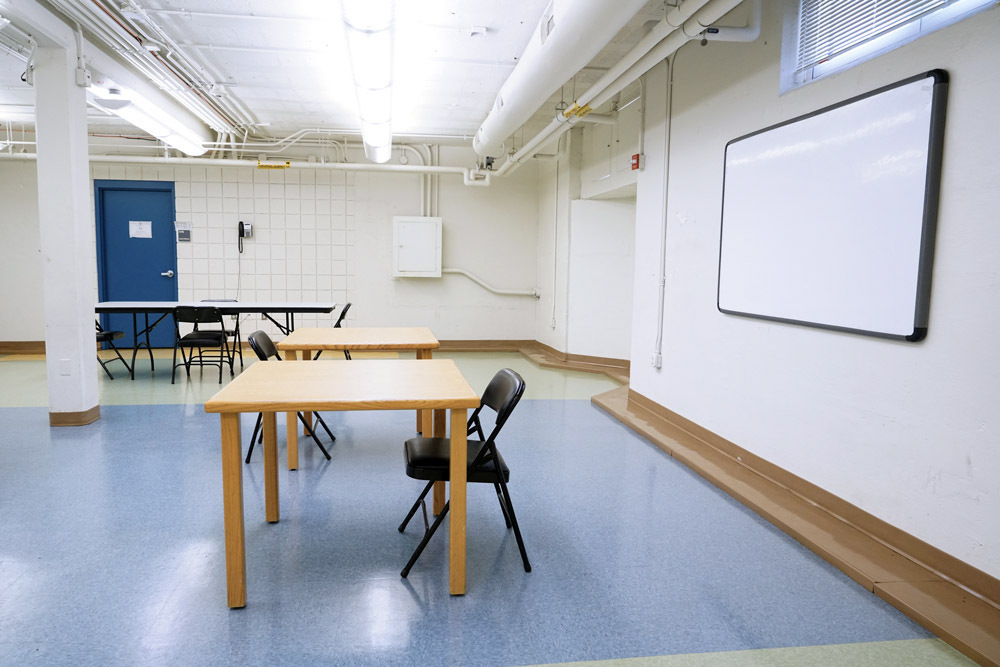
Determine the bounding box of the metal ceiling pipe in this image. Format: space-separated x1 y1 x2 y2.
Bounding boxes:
491 0 714 174
572 0 714 111
590 0 750 109
0 0 214 148
0 152 491 185
703 0 761 42
495 0 750 178
472 0 649 158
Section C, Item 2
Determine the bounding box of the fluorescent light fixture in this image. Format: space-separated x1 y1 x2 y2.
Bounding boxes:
0 16 11 32
342 0 394 163
90 87 207 156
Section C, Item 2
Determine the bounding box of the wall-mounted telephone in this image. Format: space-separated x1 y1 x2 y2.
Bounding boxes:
238 220 253 253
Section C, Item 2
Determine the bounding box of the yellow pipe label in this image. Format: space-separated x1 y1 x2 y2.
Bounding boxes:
575 104 592 117
562 104 579 118
257 160 291 169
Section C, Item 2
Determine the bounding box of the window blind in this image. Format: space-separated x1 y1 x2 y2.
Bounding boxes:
796 0 950 72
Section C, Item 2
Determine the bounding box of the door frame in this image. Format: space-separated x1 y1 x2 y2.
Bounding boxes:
94 179 177 332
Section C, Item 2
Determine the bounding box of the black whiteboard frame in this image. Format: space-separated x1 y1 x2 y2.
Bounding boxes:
716 70 949 342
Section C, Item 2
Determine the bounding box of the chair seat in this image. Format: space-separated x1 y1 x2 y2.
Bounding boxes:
96 330 124 343
404 437 510 484
178 331 227 347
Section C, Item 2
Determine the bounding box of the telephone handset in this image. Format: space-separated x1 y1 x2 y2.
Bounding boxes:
238 221 253 253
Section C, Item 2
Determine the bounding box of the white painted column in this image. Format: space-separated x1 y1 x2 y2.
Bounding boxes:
33 46 100 425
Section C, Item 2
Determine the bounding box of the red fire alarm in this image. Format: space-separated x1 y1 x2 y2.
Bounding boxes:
631 153 645 170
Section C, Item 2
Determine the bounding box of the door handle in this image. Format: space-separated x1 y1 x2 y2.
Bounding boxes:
161 270 175 278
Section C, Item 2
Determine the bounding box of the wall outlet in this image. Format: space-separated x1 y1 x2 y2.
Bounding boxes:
59 359 72 376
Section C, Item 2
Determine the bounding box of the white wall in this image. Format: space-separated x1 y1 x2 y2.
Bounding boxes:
0 162 43 340
567 199 635 360
580 81 641 200
630 5 1000 578
352 146 539 339
0 146 540 342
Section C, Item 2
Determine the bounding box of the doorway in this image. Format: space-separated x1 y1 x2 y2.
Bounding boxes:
95 180 177 348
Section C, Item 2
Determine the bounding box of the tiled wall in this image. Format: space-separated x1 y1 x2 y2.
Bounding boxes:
89 162 355 338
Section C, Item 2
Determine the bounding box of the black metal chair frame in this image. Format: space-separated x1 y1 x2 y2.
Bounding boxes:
244 330 335 463
95 321 132 380
171 306 235 384
201 299 244 369
398 368 530 578
313 302 351 361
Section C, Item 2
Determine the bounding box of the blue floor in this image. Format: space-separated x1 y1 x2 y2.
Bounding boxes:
0 401 931 666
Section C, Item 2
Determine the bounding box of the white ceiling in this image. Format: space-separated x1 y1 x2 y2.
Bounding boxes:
0 0 666 151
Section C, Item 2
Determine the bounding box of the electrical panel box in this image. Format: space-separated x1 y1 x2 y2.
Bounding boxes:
393 216 442 277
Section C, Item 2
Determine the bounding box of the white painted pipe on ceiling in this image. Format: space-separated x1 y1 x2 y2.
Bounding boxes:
573 0 714 112
591 0 750 109
703 0 761 42
494 0 750 178
0 151 492 186
0 0 215 147
472 0 650 158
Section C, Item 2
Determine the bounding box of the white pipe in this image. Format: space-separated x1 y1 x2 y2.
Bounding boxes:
495 0 747 179
47 0 228 132
473 0 650 157
578 113 616 125
441 269 539 298
592 0 747 109
703 0 761 42
653 57 676 370
0 151 494 186
7 0 218 143
637 75 646 158
574 0 713 111
549 136 565 328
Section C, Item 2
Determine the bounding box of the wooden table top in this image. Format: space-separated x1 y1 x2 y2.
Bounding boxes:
204 359 478 414
276 326 440 351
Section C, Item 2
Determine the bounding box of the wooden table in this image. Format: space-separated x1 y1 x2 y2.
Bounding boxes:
204 359 479 607
277 327 441 470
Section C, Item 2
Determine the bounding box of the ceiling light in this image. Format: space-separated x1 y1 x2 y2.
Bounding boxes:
91 87 207 156
342 0 394 163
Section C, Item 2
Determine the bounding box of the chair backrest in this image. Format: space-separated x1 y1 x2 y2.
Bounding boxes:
174 306 223 325
247 330 281 362
468 368 525 467
334 302 351 328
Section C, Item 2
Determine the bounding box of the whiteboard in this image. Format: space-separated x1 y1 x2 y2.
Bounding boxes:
717 71 948 341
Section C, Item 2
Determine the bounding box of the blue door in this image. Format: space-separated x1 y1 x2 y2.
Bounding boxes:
96 180 177 348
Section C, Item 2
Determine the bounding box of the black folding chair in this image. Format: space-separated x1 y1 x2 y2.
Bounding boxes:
171 306 234 384
95 321 131 380
398 368 530 578
314 302 351 360
243 330 334 463
201 299 243 369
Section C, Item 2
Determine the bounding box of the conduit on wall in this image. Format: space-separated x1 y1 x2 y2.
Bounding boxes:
441 269 539 298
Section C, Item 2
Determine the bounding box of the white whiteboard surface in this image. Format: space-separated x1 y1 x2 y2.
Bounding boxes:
717 72 947 341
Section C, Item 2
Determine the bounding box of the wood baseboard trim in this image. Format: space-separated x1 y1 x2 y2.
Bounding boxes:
437 340 536 352
592 386 999 667
49 405 100 427
0 341 46 354
436 340 631 384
